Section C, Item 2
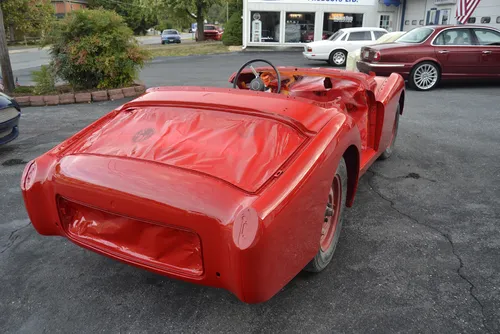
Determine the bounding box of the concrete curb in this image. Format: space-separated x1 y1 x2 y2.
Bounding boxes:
13 84 147 108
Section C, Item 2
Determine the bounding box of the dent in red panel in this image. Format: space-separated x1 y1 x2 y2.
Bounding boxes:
58 198 203 276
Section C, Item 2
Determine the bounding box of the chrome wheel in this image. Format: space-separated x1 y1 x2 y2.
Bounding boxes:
330 50 346 66
412 63 439 90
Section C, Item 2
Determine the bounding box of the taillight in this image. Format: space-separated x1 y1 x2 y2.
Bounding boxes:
373 51 381 62
307 47 312 52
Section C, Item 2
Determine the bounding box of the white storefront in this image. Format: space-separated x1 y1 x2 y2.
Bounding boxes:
402 0 500 31
242 0 500 48
243 0 404 47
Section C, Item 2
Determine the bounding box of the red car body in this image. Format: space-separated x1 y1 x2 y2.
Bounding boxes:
21 67 405 303
196 24 222 41
357 25 500 90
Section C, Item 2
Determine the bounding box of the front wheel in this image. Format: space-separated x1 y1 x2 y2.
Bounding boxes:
409 61 440 91
329 50 347 67
304 157 347 272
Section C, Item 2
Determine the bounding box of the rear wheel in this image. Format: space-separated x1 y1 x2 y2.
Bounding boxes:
329 50 347 67
304 157 347 272
409 61 440 91
378 103 400 160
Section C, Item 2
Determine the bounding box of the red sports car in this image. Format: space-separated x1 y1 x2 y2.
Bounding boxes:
196 24 222 41
21 60 405 303
357 25 500 91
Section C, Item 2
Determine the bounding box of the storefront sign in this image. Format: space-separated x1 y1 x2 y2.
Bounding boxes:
248 0 376 5
434 0 456 4
328 13 354 22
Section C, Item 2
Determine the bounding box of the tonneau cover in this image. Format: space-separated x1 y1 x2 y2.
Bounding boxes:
66 105 306 193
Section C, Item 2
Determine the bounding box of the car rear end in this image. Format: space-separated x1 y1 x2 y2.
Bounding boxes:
20 94 315 303
357 45 412 78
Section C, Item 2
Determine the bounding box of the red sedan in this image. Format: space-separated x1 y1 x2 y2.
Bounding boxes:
196 24 222 41
357 25 500 91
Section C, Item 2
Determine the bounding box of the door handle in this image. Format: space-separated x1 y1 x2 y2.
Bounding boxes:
438 50 449 54
482 50 492 54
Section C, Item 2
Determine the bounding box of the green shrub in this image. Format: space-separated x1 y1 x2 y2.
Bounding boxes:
32 65 56 95
222 12 242 46
46 9 150 90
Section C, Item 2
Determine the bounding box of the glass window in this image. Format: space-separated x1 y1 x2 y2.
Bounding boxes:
284 12 315 43
162 30 178 35
405 20 409 25
481 17 491 24
250 12 280 43
434 29 473 46
374 31 386 40
323 13 363 37
396 27 433 43
327 30 344 41
379 15 391 30
412 20 417 25
473 29 500 46
348 31 372 41
468 17 476 23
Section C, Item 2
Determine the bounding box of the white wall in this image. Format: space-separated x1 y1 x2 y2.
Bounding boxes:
243 0 403 46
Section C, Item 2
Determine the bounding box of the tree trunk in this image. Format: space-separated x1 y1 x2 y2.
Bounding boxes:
8 24 14 42
0 6 15 93
196 0 204 42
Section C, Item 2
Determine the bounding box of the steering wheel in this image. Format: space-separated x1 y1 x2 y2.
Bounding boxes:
233 59 281 94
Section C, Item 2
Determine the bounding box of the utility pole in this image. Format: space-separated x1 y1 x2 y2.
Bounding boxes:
226 2 228 22
0 3 15 93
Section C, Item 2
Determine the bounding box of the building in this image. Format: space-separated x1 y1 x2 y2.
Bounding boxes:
52 0 88 18
242 0 500 48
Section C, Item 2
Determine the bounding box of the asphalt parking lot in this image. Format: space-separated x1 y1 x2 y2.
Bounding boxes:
1 52 500 333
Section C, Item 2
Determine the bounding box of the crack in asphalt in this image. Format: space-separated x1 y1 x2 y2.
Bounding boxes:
366 170 492 333
1 222 32 254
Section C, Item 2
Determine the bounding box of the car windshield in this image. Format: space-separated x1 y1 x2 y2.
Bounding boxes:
163 30 177 35
395 27 433 43
328 30 344 41
205 25 216 30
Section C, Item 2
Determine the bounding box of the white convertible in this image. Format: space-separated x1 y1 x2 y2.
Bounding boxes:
303 27 388 67
345 31 407 72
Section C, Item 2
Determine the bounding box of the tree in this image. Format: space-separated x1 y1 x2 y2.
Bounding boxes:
1 0 54 41
0 2 14 93
222 11 241 46
161 0 218 41
87 0 158 35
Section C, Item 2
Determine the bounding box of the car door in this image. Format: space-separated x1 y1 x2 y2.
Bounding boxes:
344 31 373 52
432 28 482 77
471 28 500 76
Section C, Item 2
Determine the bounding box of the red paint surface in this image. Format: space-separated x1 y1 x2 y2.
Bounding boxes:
21 67 404 303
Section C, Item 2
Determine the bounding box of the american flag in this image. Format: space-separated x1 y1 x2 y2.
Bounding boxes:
456 0 481 24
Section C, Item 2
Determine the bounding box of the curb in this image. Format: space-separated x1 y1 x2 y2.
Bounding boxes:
13 84 147 108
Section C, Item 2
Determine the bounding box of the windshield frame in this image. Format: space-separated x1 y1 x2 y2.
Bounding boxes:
395 27 435 44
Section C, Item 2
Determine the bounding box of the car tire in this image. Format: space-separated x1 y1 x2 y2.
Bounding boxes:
304 157 347 273
329 50 347 67
161 41 165 45
378 103 400 160
409 61 440 91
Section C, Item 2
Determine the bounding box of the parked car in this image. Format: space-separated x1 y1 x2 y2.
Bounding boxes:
0 93 21 145
346 31 406 72
21 59 405 304
301 30 332 43
303 27 388 66
357 25 500 91
161 29 181 44
196 24 222 41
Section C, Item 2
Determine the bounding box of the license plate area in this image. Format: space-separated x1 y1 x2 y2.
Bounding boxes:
57 197 203 277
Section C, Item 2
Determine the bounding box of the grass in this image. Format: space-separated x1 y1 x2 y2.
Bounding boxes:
142 41 231 58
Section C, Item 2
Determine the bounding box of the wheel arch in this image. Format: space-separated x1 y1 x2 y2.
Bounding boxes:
399 90 405 115
342 144 360 208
